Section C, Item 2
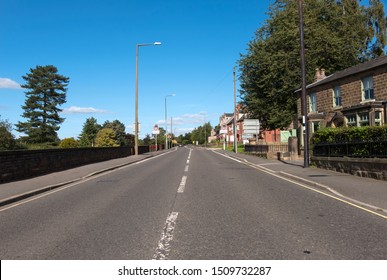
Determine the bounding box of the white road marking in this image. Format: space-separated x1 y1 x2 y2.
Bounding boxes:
186 160 190 164
212 150 387 220
177 176 187 193
152 212 179 260
184 165 189 172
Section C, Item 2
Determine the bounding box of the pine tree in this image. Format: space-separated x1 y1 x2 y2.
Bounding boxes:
78 117 102 147
16 65 69 143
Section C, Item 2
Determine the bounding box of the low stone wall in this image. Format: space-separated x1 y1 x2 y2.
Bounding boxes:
0 146 141 183
311 156 387 181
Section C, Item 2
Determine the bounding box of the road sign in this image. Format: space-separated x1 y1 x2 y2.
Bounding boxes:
152 124 160 135
243 119 260 134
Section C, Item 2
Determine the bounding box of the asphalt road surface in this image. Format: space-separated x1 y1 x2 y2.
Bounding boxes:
1 146 386 259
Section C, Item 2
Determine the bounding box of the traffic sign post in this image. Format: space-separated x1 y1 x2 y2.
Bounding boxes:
152 124 160 151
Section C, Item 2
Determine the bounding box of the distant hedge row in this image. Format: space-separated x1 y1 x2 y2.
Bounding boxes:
312 125 387 144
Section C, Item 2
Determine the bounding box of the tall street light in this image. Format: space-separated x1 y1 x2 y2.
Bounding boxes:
134 42 161 156
165 94 175 150
298 0 309 168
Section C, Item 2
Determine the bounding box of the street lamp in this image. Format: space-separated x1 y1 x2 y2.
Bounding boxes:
297 0 309 168
134 42 161 156
165 94 175 150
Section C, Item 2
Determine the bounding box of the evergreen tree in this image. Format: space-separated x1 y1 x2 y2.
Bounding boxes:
78 117 102 147
16 65 69 143
95 128 119 147
103 120 127 146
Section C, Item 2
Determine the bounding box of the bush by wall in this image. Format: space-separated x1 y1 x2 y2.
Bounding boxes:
312 125 387 144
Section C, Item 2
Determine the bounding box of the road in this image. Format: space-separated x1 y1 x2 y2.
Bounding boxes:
0 146 386 259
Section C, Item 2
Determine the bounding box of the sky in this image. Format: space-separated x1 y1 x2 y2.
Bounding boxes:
0 0 270 139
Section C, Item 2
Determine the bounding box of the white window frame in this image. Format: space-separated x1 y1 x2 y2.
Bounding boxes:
358 112 369 126
309 93 317 112
346 114 357 127
333 86 342 107
361 76 374 101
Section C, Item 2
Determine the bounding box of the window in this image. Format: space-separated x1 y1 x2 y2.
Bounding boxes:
362 77 374 100
333 86 342 107
346 114 357 127
359 112 369 126
309 93 317 112
312 121 320 133
375 111 382 126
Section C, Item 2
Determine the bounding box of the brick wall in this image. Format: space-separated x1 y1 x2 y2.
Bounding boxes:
297 67 387 117
312 156 387 181
0 146 150 183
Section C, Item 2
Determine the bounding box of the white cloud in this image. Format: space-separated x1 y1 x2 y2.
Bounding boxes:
62 106 110 114
0 78 22 89
156 112 208 126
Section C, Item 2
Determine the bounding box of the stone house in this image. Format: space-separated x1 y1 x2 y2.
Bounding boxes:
296 56 387 136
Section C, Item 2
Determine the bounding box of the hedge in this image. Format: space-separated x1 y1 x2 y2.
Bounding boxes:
312 125 387 144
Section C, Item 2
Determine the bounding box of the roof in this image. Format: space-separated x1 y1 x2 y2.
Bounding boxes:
296 55 387 92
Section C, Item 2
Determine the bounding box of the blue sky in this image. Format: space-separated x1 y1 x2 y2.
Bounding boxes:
0 0 270 139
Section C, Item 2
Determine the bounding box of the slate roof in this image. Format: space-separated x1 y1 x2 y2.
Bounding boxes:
296 55 387 92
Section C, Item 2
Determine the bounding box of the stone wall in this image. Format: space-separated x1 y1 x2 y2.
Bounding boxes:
0 146 144 183
311 156 387 181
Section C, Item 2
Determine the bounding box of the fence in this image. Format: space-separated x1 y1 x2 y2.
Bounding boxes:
313 140 387 158
244 143 289 154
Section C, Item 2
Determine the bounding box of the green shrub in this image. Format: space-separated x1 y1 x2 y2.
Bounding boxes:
312 125 387 144
59 138 80 148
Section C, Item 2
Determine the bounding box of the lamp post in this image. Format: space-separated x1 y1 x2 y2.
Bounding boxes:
165 94 175 150
298 0 309 168
134 42 161 156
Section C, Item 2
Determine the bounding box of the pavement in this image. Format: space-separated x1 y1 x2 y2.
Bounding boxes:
1 147 386 216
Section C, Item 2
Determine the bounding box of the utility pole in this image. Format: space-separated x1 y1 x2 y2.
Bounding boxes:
298 0 309 168
233 66 238 153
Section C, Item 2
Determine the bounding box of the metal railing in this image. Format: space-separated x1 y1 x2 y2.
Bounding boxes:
313 140 387 158
244 143 288 154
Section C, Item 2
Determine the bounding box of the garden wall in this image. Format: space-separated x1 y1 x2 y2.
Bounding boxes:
0 146 147 183
311 156 387 181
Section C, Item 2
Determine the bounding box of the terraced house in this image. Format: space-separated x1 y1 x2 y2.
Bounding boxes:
297 55 387 135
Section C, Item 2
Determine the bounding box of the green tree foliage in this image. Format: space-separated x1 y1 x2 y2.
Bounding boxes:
78 117 102 147
95 128 119 147
0 117 16 150
16 65 69 143
239 0 387 130
190 122 212 145
59 137 80 148
103 120 127 146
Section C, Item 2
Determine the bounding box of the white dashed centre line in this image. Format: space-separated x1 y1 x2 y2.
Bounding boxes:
177 176 187 193
152 212 179 260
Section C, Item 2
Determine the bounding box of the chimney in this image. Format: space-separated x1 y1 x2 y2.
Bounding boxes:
314 68 326 82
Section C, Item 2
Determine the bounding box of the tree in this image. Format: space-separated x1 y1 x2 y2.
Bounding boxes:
59 137 79 148
191 122 212 145
103 120 127 146
95 128 119 147
0 116 16 150
78 117 102 147
16 65 69 143
239 0 387 130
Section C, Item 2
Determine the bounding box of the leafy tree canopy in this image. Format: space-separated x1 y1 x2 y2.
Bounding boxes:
239 0 387 130
95 128 120 147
